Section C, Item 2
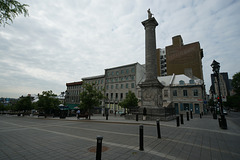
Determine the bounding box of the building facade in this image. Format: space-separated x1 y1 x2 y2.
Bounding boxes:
156 48 167 76
166 35 204 80
158 74 205 114
65 81 83 109
210 72 231 102
104 63 145 113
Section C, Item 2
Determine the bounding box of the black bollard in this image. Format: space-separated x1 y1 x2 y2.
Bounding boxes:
136 114 138 121
187 112 189 121
156 119 161 139
190 111 193 119
176 116 180 127
106 114 108 120
180 114 184 124
96 136 103 160
139 125 144 151
200 113 202 119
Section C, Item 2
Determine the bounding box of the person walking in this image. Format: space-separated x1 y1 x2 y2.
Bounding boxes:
76 110 80 119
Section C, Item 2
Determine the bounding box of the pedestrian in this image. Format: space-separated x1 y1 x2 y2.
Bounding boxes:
76 110 80 119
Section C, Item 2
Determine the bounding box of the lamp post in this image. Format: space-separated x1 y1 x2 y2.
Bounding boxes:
211 60 227 129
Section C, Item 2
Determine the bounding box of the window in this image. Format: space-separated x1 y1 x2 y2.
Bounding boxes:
189 79 195 84
184 103 189 111
121 70 124 74
173 90 177 96
126 69 129 74
106 93 109 99
131 83 134 88
112 71 114 76
121 84 124 89
115 93 118 100
131 68 135 73
116 84 118 89
120 93 123 100
111 93 113 100
116 71 119 75
179 80 185 85
183 90 188 97
106 85 109 90
164 90 168 97
111 85 113 89
193 89 198 96
126 83 128 88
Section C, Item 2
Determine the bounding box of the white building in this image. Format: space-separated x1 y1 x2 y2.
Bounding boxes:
158 74 205 114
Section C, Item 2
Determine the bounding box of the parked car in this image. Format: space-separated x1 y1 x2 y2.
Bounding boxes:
223 109 228 115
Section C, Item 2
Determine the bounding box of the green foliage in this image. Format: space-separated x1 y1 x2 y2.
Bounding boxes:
0 103 5 111
226 95 240 110
37 90 60 114
79 83 104 113
119 90 138 109
16 96 32 111
232 72 240 95
0 0 29 26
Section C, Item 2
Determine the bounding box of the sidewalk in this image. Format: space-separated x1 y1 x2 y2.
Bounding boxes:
3 113 240 160
33 113 240 138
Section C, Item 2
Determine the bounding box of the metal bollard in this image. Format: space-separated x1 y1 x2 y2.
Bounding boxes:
106 114 108 120
187 112 189 121
96 136 103 160
176 116 180 127
200 113 202 119
136 114 138 121
139 125 144 151
156 119 161 139
190 111 193 119
180 114 184 124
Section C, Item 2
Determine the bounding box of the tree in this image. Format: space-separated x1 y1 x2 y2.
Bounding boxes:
15 96 33 114
232 72 240 95
226 95 240 110
0 103 5 113
37 90 60 114
79 83 104 119
0 0 29 26
119 90 138 113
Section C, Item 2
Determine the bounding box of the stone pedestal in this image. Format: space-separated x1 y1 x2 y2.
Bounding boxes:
139 79 163 108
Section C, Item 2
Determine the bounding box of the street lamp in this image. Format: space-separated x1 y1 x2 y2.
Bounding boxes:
211 60 227 129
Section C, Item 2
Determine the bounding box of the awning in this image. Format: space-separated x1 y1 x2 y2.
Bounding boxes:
65 104 79 110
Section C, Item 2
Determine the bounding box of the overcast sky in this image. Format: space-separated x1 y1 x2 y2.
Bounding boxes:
1 0 240 98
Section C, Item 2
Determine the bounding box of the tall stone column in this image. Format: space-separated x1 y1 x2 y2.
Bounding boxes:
139 16 163 109
142 17 158 82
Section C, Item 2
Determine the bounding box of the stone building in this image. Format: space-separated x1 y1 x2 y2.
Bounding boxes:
104 63 145 113
166 35 204 80
65 81 83 109
158 74 205 114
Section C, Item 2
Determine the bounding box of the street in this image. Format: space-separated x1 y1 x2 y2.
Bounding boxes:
0 114 240 160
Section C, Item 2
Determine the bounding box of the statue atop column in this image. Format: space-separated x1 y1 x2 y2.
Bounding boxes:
147 8 153 19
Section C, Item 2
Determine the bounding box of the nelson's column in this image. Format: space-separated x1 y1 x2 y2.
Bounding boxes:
139 9 164 114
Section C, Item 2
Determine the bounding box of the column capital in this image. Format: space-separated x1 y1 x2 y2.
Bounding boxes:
142 17 158 28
